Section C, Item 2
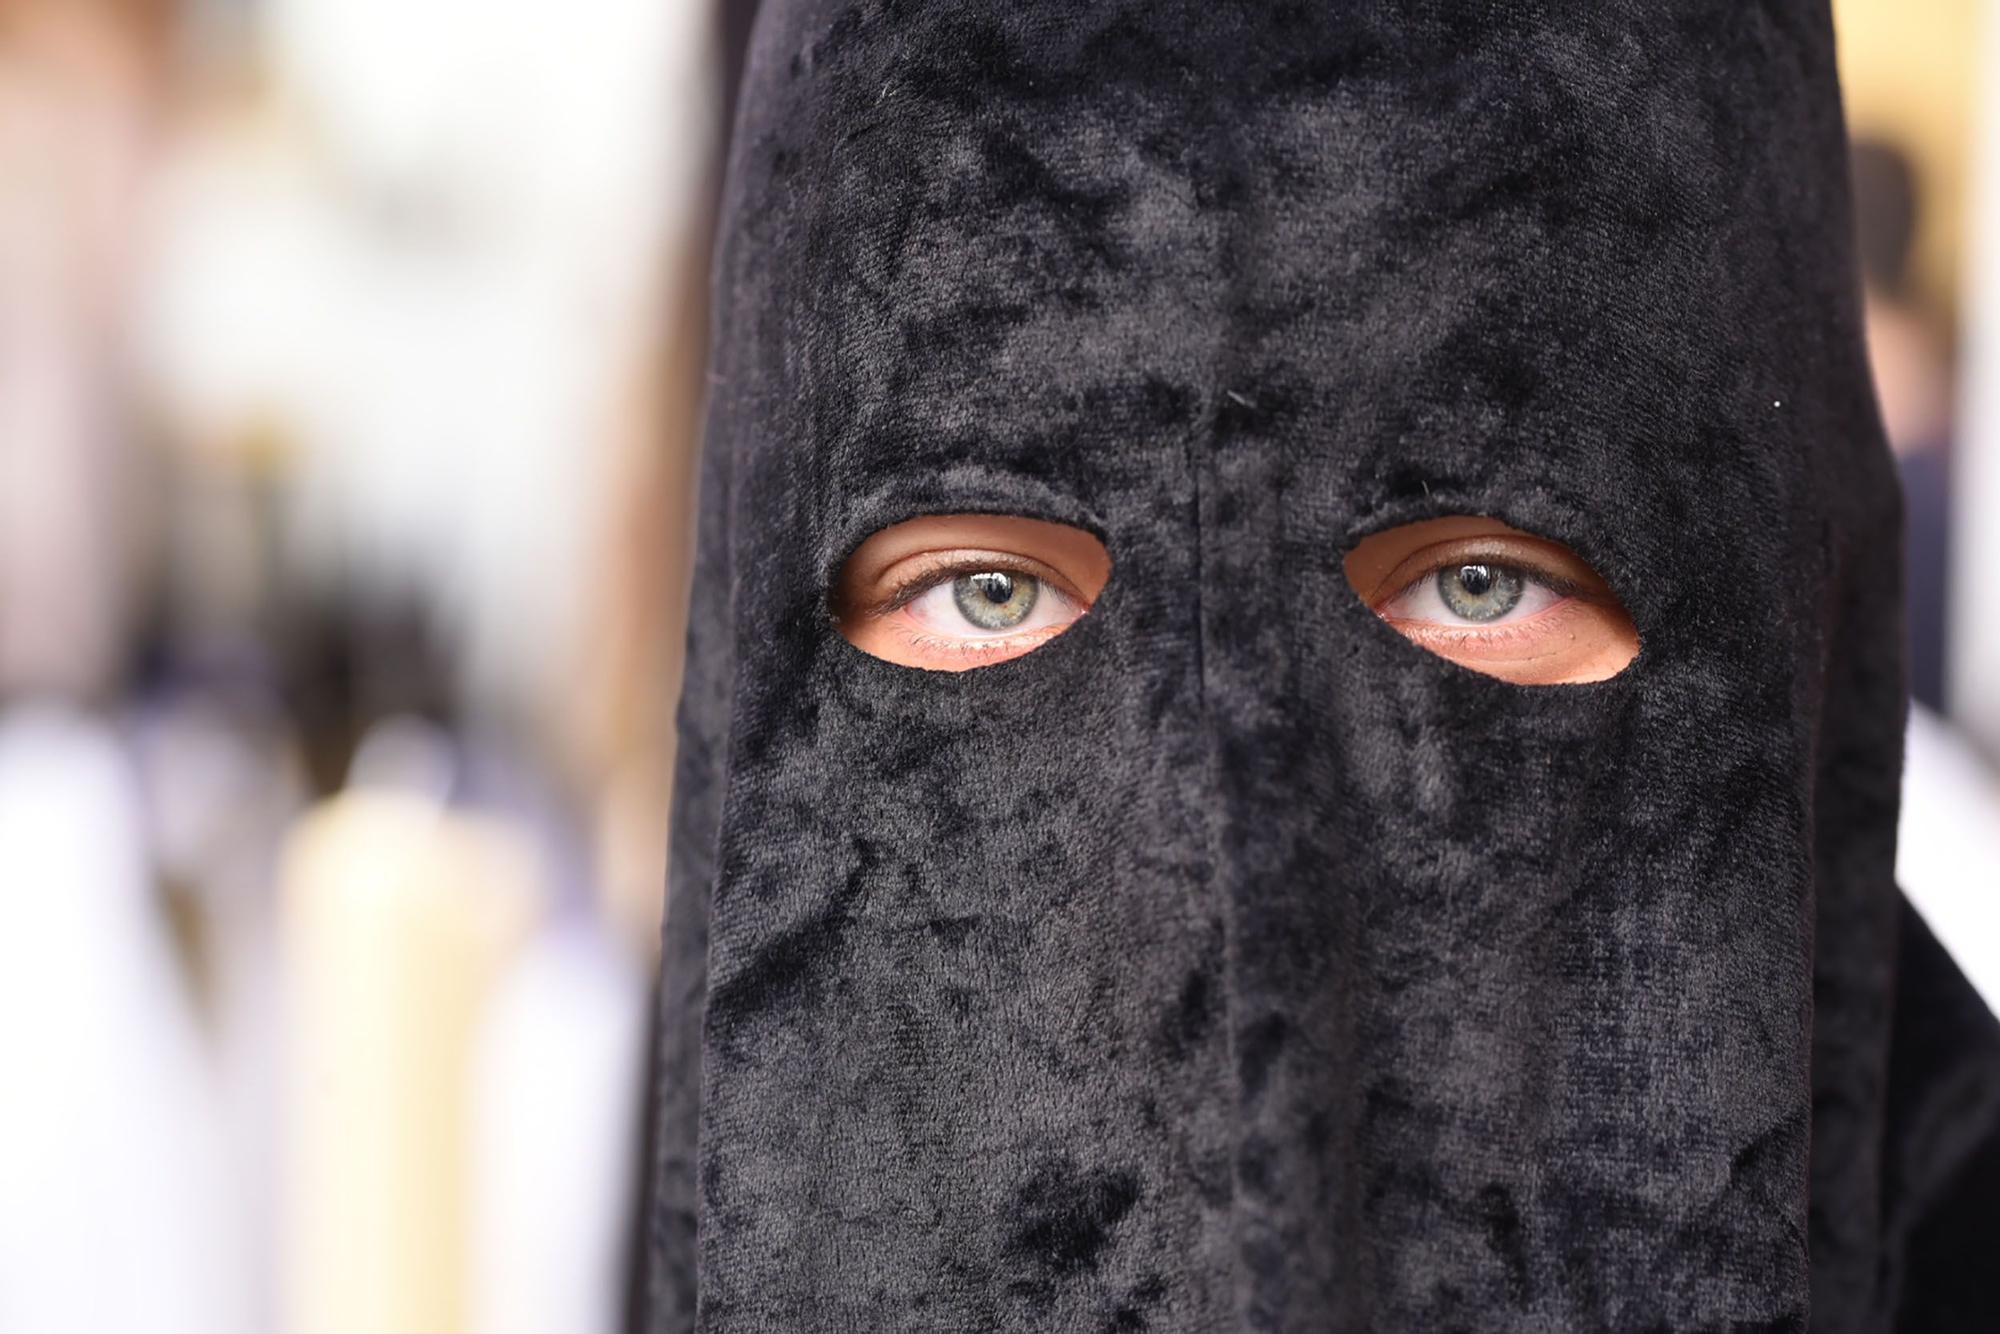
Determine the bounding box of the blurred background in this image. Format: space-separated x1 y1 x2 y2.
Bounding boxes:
0 2 1995 1332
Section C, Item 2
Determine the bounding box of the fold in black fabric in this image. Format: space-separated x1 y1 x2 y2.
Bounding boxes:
641 2 2000 1328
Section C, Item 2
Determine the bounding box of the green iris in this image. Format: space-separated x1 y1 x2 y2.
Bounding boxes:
952 571 1039 630
1437 563 1523 622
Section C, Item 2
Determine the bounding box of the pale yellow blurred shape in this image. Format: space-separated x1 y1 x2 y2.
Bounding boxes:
1833 0 1982 315
280 791 537 1334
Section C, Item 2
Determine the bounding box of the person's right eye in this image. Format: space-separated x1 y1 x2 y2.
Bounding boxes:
836 515 1111 672
1379 560 1568 626
902 566 1074 635
1344 516 1640 684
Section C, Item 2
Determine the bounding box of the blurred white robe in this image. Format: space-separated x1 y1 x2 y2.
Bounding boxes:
0 707 252 1334
1898 703 2000 1014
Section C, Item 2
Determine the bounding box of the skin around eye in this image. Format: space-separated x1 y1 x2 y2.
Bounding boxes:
836 514 1112 671
1342 516 1639 684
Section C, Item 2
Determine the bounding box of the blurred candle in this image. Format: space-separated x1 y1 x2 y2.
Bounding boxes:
280 786 535 1334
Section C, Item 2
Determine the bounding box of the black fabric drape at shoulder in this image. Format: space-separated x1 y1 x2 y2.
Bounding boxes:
641 2 2000 1329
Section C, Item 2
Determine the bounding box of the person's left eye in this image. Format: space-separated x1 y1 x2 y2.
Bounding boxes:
1377 561 1568 627
896 566 1085 645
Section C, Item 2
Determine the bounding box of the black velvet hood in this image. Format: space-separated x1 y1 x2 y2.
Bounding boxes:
642 2 2000 1328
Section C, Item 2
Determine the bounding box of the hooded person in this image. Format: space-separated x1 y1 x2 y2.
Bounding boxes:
640 1 2000 1329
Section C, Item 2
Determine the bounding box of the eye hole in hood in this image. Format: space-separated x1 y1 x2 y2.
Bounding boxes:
835 514 1112 672
1344 516 1640 685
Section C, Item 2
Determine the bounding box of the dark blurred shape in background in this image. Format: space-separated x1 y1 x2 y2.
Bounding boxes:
1853 135 1954 712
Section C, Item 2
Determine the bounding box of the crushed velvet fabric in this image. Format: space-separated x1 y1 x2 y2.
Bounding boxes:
641 1 2000 1329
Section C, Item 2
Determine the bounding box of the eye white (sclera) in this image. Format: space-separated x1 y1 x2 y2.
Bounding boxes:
1383 567 1564 626
903 576 1080 639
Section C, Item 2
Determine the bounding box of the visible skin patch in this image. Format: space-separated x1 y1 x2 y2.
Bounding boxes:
837 514 1112 670
1343 516 1640 684
839 511 1634 683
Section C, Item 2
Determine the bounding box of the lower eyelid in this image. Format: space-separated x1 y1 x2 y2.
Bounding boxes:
895 623 1065 660
1383 597 1587 644
1384 588 1572 625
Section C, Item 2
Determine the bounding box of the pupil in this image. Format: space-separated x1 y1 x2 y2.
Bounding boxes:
974 573 1013 603
1457 564 1494 596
